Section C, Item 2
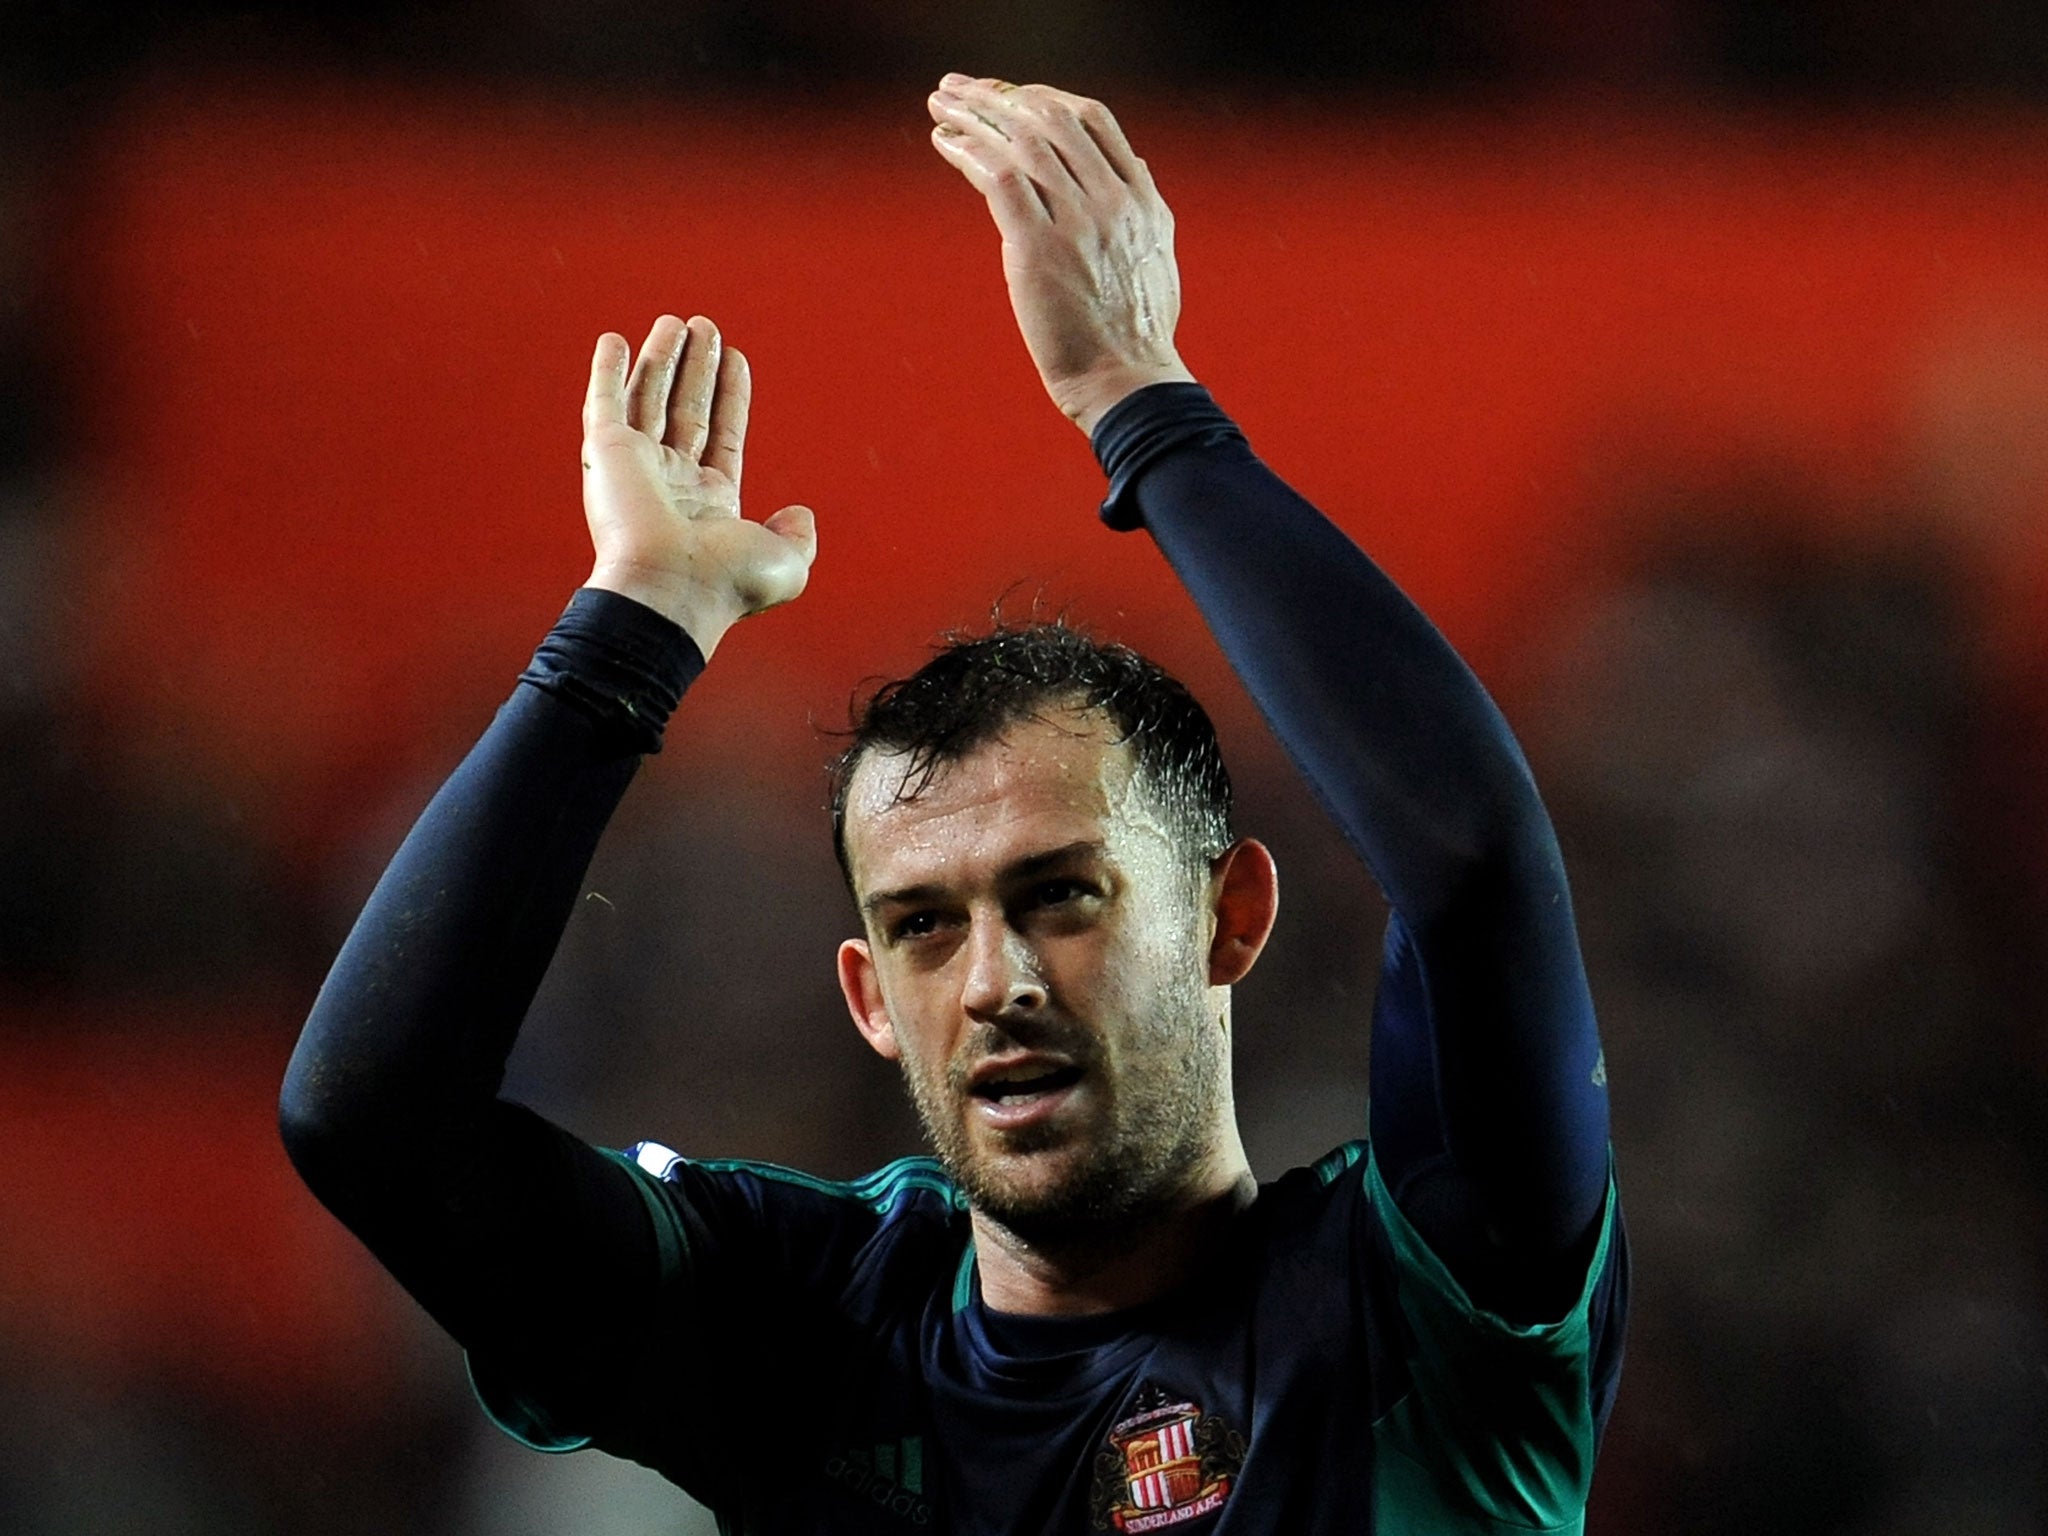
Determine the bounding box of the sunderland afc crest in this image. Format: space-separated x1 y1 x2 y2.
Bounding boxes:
1091 1381 1245 1532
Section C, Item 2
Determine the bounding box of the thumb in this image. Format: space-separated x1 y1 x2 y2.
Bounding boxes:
764 504 818 566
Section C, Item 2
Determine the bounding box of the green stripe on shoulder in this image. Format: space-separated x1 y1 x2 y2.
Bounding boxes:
690 1153 966 1215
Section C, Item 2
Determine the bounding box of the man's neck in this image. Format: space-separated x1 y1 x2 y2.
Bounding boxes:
969 1163 1259 1317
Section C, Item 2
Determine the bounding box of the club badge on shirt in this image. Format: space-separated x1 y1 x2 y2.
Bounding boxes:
1091 1381 1246 1532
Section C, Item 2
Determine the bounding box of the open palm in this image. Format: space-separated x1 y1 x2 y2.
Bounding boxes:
583 314 815 656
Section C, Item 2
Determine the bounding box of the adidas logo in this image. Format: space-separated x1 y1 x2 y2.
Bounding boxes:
825 1436 933 1526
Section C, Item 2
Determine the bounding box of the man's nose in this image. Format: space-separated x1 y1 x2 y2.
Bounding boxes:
961 915 1049 1018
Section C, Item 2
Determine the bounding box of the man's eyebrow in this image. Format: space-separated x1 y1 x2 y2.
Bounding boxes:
1004 840 1108 880
860 840 1108 917
862 883 943 918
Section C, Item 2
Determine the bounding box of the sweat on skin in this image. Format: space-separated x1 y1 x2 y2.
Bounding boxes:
835 704 1278 1315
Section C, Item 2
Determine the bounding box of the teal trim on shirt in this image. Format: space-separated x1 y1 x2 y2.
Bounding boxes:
466 1148 693 1454
466 1352 593 1455
690 1153 965 1216
1367 1148 1617 1533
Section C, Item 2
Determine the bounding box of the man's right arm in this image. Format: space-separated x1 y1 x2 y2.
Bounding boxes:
280 586 699 1371
279 314 815 1425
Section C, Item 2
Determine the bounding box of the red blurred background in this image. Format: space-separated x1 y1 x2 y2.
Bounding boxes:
70 88 2048 840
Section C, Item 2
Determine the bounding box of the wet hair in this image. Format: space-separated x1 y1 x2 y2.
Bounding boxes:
829 621 1234 888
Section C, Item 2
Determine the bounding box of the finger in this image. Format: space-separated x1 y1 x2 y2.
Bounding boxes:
763 504 817 568
928 75 968 127
668 315 722 462
1041 87 1150 191
932 120 1056 227
932 126 1055 232
625 315 686 436
929 79 1014 140
931 90 1080 214
949 80 1114 201
583 332 630 437
702 345 751 488
953 80 1151 201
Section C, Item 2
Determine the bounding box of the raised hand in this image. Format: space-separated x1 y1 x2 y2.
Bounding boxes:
928 76 1196 435
582 314 816 657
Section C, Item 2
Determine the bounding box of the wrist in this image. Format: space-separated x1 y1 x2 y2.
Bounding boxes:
586 561 739 659
1057 357 1198 438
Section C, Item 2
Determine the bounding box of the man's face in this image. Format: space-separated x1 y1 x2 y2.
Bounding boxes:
836 707 1231 1239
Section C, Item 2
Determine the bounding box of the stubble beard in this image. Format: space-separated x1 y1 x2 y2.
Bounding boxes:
900 966 1225 1249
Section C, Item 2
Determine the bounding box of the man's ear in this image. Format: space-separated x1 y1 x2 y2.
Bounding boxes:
1207 837 1278 987
837 937 901 1061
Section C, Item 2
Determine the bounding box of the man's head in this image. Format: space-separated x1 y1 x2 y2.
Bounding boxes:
832 624 1278 1245
829 623 1234 888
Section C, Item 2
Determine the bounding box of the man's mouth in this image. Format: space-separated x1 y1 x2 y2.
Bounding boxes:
971 1063 1085 1103
967 1058 1087 1130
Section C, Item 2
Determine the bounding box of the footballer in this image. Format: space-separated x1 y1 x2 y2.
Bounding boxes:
282 77 1627 1532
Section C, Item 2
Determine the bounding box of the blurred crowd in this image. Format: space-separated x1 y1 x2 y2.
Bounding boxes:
1536 506 2048 1531
3 4 2047 1535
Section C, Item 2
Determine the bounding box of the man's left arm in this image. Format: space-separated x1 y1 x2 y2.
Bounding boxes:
927 77 1613 1318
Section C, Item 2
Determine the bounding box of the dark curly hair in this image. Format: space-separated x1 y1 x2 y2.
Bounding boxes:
829 621 1234 888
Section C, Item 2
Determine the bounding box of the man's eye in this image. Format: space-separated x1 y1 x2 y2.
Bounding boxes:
1034 879 1092 907
892 911 941 941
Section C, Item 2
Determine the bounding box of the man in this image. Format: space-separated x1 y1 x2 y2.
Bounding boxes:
282 77 1625 1532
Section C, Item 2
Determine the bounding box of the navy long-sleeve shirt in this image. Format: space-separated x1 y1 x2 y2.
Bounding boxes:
281 383 1622 1530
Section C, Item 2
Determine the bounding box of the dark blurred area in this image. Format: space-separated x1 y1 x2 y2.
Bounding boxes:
3 5 2046 1534
13 0 2048 98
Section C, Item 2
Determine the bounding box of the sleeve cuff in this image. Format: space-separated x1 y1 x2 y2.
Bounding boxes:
516 588 706 755
1090 381 1248 531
